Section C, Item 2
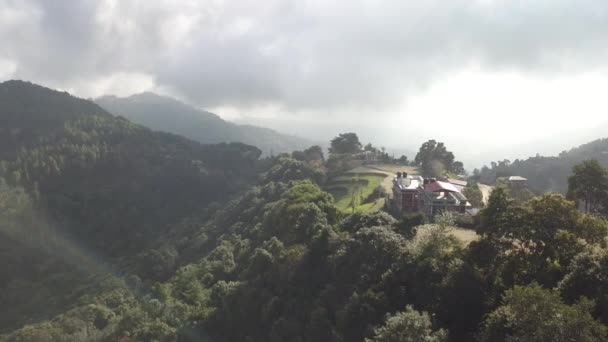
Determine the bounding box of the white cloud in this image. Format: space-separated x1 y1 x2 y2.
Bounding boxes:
400 65 608 145
0 57 17 79
63 72 157 98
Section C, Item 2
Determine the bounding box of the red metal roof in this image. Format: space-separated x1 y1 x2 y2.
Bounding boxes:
424 180 461 193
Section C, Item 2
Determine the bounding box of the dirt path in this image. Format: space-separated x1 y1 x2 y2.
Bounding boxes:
478 183 493 205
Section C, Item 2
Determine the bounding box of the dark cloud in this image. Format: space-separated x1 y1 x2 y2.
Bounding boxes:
2 0 608 110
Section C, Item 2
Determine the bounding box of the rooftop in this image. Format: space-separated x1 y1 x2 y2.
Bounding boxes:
446 178 467 187
424 180 461 193
393 176 421 190
508 176 527 181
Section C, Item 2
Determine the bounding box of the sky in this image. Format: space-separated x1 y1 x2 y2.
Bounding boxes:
2 0 608 167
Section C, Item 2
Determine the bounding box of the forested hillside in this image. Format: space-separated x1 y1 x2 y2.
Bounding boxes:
96 93 313 156
0 80 263 333
3 81 608 342
476 138 608 194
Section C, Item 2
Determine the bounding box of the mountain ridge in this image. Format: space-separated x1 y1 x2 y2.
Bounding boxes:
476 136 608 193
95 92 315 155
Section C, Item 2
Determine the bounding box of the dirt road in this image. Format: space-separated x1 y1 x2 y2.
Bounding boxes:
478 183 493 205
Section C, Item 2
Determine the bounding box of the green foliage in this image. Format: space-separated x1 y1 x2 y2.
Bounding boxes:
0 183 117 333
395 212 427 238
558 251 608 323
329 132 362 155
292 145 325 162
478 187 512 235
0 81 112 161
451 161 465 175
476 190 591 286
325 173 386 213
414 140 464 177
476 139 608 195
568 159 608 213
367 306 447 342
326 153 363 177
341 211 397 233
0 81 264 264
260 156 325 184
6 81 608 342
463 181 483 208
397 155 410 165
478 284 607 342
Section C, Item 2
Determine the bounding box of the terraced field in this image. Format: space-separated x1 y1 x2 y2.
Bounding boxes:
325 172 386 213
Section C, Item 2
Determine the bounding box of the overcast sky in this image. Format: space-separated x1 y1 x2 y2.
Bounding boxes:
2 0 608 166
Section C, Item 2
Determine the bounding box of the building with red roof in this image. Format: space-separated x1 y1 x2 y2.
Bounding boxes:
392 174 471 217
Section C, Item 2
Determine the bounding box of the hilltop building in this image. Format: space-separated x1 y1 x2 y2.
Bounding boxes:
506 176 528 189
392 172 471 217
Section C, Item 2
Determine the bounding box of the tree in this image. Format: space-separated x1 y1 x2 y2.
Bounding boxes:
451 161 465 175
397 155 409 165
478 284 607 342
367 306 447 342
329 133 362 155
364 143 377 152
567 160 608 213
260 156 325 184
478 187 513 237
292 145 324 162
414 140 463 177
463 181 483 208
559 251 608 323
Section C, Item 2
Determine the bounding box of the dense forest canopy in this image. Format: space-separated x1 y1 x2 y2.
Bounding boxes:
0 81 264 333
3 81 608 342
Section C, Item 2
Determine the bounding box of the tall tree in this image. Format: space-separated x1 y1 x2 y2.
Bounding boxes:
329 133 362 154
567 160 608 213
463 181 483 208
292 145 325 162
414 140 463 177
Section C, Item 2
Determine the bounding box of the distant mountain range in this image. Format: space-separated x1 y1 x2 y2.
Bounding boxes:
95 92 314 155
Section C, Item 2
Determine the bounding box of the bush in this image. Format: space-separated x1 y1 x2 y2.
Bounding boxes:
395 213 427 238
364 185 387 203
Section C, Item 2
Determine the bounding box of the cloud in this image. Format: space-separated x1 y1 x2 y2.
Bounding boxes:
2 0 608 113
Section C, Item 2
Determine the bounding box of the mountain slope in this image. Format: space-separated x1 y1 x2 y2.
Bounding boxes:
0 80 264 332
0 80 112 160
96 93 313 155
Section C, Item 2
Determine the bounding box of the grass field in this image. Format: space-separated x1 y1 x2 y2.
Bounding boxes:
325 172 386 213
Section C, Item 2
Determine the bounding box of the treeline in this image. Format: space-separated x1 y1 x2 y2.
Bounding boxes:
323 133 465 179
324 133 412 176
474 138 608 194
